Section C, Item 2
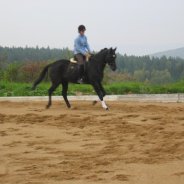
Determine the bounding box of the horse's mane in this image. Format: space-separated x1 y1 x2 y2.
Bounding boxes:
90 48 108 60
98 48 108 54
100 48 108 51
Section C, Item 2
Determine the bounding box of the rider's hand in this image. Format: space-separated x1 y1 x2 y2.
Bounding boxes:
85 53 91 57
85 53 91 61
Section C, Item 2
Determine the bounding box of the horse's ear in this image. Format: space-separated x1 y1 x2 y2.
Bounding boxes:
114 47 117 52
109 47 113 53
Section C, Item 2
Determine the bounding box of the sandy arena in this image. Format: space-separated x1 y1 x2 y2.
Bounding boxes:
0 100 184 184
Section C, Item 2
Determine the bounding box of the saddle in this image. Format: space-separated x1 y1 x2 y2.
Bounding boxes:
70 54 93 64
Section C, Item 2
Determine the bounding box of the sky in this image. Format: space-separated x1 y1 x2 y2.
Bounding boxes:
0 0 184 55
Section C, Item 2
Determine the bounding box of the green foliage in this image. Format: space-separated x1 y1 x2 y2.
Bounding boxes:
1 61 50 83
0 46 72 62
1 46 184 85
3 63 21 82
1 81 184 97
150 69 171 84
116 54 184 83
0 81 95 96
133 70 146 82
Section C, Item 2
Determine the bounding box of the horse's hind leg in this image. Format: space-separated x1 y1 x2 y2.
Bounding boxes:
62 82 71 108
46 82 59 109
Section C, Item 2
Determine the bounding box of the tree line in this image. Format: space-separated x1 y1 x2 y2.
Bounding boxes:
0 46 184 84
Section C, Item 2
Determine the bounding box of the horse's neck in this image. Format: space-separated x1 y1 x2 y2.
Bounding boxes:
92 52 107 72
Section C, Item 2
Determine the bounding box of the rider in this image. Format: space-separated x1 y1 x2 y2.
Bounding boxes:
74 25 91 83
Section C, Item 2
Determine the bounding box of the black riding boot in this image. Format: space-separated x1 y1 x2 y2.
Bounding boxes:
77 64 84 84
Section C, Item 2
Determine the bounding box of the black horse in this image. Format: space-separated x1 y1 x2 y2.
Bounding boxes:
32 48 117 110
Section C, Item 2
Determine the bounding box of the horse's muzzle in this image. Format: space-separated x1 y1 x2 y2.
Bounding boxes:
111 65 117 71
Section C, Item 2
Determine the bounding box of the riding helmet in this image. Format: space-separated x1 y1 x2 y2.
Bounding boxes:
78 25 86 32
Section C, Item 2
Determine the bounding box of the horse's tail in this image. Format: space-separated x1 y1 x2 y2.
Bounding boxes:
32 63 52 90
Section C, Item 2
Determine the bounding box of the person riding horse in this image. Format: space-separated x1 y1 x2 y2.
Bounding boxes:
32 26 117 110
74 25 91 83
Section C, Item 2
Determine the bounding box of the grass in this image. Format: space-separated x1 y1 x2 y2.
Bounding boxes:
1 80 184 97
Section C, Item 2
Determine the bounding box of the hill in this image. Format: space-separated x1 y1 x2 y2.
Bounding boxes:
151 47 184 59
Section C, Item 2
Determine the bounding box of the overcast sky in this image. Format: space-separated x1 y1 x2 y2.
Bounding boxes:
0 0 184 55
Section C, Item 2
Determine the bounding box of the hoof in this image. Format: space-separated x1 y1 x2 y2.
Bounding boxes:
106 107 109 111
92 100 98 105
45 105 50 109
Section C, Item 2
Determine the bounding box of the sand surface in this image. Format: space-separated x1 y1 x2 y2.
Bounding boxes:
0 100 184 184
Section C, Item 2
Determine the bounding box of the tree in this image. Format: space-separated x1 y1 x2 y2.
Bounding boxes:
150 70 172 84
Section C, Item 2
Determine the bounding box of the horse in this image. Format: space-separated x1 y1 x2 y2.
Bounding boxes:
32 47 117 110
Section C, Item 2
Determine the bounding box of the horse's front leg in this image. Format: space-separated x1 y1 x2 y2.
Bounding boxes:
92 82 109 110
92 83 106 106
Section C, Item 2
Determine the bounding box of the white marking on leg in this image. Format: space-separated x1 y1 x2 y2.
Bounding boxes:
101 100 108 109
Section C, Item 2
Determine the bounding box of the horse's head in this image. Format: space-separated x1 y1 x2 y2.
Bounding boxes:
105 48 117 71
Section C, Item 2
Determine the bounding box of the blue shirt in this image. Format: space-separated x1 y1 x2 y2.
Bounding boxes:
74 35 91 55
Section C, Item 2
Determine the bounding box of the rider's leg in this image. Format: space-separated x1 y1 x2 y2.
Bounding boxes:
74 54 85 83
77 64 84 83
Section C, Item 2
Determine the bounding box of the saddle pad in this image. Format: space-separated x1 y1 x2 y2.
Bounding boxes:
70 58 77 64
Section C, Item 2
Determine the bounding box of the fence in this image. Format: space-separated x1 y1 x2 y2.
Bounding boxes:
0 94 184 103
